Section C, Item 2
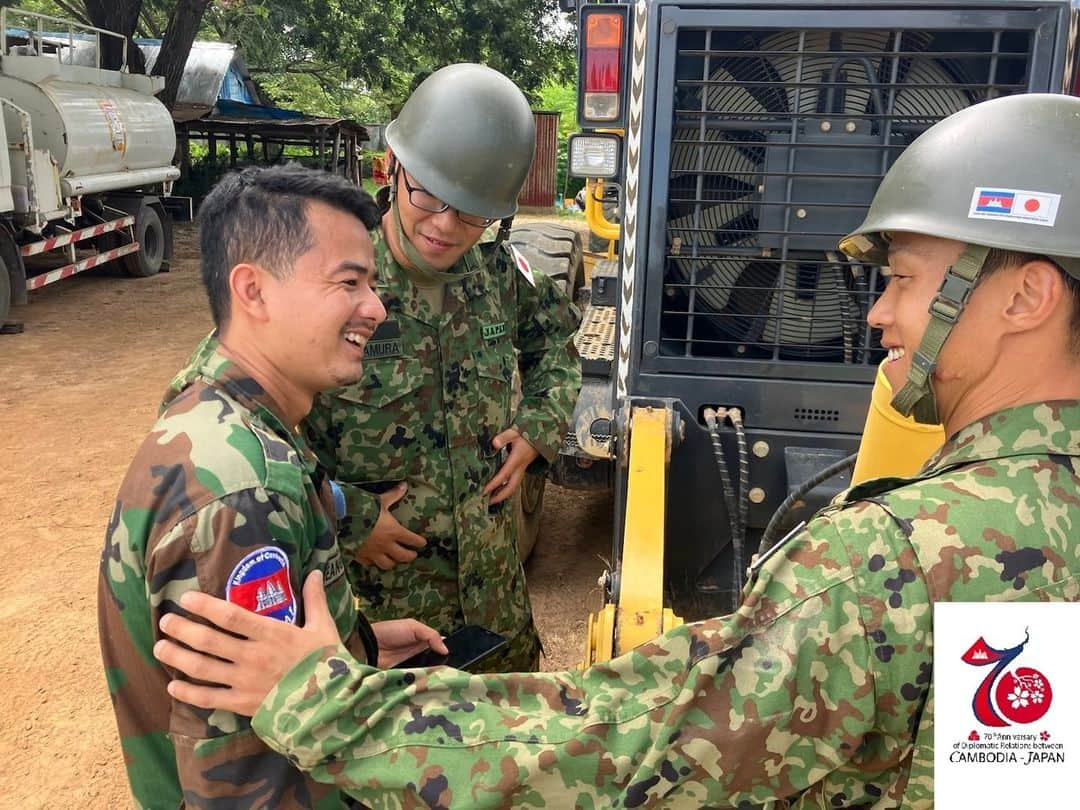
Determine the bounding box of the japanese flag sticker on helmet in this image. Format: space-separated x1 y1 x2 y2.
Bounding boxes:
225 546 297 623
968 187 1061 227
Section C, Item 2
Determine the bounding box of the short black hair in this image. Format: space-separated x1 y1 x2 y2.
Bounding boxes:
197 164 381 327
981 249 1080 354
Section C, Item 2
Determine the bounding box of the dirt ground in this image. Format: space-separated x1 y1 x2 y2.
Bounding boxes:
0 220 612 808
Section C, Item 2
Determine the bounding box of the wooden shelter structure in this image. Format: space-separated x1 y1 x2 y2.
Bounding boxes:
175 108 367 186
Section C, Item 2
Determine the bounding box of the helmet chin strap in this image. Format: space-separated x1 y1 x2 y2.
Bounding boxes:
890 244 990 425
388 164 511 280
389 197 476 282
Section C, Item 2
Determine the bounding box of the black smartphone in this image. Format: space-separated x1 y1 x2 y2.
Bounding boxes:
358 480 403 496
398 625 507 671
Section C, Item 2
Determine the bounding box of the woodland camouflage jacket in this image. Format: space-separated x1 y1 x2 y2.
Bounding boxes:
98 344 364 809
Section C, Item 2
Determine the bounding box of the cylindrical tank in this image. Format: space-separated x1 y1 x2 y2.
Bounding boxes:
0 75 176 178
851 360 946 484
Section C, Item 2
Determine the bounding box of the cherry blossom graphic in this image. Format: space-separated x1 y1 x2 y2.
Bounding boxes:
1040 731 1051 741
996 667 1052 724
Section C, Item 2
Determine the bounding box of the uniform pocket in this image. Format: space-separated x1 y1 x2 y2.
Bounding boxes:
329 357 427 483
474 342 515 439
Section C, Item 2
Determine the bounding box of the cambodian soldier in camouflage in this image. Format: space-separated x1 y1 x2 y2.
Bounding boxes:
302 64 582 672
153 95 1080 808
97 165 445 809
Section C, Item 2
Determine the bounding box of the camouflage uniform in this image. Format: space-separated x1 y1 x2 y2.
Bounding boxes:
252 401 1079 808
98 343 369 809
304 230 581 672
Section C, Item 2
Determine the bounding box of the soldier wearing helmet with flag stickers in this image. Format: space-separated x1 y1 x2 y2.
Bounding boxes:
301 64 582 673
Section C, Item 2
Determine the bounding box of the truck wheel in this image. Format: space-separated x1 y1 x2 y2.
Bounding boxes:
508 223 585 300
0 258 10 326
122 205 166 277
0 227 23 325
516 471 546 562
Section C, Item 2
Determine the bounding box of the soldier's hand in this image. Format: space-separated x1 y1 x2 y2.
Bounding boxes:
154 570 342 716
483 427 541 506
358 482 427 570
154 571 451 717
373 619 449 668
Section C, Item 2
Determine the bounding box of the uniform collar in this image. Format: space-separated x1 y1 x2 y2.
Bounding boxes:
375 229 493 323
165 336 301 450
923 400 1080 473
845 400 1080 502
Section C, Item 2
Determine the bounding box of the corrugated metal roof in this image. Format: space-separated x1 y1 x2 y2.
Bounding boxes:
49 37 260 108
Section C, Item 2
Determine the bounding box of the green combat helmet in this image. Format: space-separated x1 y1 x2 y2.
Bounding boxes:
387 63 535 221
385 63 536 275
840 93 1080 424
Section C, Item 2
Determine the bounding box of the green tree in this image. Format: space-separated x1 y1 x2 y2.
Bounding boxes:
3 0 576 121
206 0 575 119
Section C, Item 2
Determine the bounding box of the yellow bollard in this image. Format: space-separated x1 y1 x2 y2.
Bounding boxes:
851 361 946 485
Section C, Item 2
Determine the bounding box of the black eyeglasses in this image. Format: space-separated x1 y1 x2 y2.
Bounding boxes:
398 171 497 229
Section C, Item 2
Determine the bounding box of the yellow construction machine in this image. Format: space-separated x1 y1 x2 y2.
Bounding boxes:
549 0 1075 665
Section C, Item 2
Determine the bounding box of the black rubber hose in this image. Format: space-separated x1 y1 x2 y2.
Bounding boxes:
756 453 858 559
727 409 750 592
703 408 743 597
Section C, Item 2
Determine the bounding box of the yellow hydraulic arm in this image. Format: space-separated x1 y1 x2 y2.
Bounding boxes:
584 406 682 665
584 178 621 249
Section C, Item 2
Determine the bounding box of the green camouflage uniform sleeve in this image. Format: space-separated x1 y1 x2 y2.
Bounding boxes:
252 400 1077 809
304 392 382 549
251 508 929 808
148 493 337 805
506 246 582 464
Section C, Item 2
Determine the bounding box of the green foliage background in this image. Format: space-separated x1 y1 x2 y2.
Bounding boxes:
3 0 584 204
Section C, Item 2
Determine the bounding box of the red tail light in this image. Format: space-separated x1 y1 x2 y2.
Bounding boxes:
581 8 627 124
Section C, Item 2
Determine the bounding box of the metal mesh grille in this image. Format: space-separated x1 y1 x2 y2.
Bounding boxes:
660 26 1036 368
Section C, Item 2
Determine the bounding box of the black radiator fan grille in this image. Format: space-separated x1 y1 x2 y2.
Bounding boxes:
661 27 1035 367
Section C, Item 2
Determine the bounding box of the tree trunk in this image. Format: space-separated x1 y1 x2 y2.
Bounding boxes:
83 0 146 73
153 0 214 110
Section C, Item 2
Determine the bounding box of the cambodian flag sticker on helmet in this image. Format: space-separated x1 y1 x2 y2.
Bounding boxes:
226 546 297 623
974 191 1014 214
969 187 1060 226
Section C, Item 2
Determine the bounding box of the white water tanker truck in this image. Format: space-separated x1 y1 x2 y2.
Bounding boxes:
0 9 179 329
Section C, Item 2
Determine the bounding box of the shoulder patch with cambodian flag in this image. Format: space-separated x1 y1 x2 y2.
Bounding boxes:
968 187 1060 227
508 244 537 287
225 546 297 623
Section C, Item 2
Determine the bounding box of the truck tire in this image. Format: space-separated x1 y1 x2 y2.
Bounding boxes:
0 258 10 326
0 227 24 324
508 223 585 300
515 471 546 562
588 232 613 253
122 205 167 277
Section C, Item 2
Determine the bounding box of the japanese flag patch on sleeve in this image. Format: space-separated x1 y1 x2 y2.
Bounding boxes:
509 244 537 287
226 546 297 623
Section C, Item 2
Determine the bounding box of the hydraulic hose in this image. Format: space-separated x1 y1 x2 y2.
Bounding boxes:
756 453 858 559
703 408 745 597
727 407 750 590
